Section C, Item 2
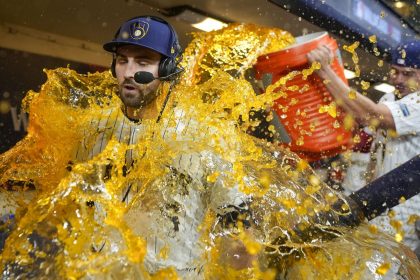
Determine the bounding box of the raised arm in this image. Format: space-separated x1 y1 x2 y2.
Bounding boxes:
307 45 395 130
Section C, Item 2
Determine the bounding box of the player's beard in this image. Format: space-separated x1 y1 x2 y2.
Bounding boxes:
119 79 160 109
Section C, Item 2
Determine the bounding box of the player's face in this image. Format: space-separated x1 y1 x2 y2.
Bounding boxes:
115 45 162 109
389 65 420 97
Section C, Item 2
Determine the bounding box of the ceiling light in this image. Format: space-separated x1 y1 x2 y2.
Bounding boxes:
374 83 395 93
192 17 228 32
161 5 229 32
394 2 405 9
344 69 356 79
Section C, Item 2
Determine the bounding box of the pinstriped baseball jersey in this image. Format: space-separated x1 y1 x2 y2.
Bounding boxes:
72 106 250 276
73 107 144 166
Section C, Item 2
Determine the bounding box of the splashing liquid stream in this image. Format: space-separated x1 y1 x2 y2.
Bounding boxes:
0 23 419 279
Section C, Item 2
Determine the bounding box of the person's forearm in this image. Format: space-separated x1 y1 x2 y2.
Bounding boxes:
318 65 380 127
307 46 395 130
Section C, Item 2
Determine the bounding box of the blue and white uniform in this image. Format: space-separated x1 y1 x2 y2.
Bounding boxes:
371 91 420 251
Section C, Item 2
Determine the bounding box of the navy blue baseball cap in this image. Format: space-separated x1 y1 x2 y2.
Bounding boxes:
103 16 177 58
391 40 420 69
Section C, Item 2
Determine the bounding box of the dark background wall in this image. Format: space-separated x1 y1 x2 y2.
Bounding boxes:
0 47 106 153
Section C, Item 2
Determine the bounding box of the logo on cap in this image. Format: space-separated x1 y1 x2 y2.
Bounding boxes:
130 21 149 40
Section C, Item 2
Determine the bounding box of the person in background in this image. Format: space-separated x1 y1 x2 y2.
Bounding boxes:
307 40 420 252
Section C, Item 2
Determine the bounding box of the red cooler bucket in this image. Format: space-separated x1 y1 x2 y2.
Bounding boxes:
254 32 353 162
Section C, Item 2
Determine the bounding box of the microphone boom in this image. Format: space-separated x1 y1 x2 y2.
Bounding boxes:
134 71 156 84
134 68 184 84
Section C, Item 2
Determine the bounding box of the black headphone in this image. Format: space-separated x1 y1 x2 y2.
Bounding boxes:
110 15 182 79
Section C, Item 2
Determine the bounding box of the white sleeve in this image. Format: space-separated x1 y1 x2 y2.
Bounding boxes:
382 95 420 136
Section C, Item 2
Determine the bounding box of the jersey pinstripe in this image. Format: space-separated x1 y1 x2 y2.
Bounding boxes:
72 106 249 276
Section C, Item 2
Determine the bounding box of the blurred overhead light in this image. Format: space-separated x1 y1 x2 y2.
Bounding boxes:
394 1 405 9
374 83 395 93
344 69 356 79
161 5 229 32
192 18 227 32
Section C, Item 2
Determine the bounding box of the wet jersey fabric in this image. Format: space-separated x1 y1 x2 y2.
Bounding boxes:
73 107 249 276
371 91 420 251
